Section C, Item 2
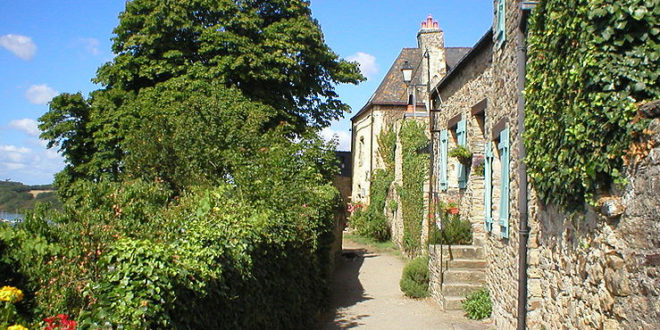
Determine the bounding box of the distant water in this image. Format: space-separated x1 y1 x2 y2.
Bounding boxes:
0 212 22 224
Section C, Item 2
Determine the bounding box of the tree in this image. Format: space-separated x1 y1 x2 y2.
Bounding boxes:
96 0 363 130
39 0 363 195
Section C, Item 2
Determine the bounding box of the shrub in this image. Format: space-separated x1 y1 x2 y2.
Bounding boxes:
429 214 472 245
399 256 429 298
350 207 390 242
462 287 492 320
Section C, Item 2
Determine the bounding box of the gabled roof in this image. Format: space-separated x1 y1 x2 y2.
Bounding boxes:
351 46 474 121
351 48 423 121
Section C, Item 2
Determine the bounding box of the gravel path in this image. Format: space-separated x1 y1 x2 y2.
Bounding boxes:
320 237 492 330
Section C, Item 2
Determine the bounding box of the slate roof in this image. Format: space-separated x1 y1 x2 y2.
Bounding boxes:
446 47 473 71
351 46 472 121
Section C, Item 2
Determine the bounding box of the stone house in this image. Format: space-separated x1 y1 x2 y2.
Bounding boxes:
350 15 470 206
427 1 660 329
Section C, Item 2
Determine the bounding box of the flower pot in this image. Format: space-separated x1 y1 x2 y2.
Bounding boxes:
446 207 459 215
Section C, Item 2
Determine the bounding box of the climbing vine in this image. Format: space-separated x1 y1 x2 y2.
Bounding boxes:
524 0 659 209
398 120 428 254
351 126 396 241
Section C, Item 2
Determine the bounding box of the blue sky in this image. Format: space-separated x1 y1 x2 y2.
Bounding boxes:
0 0 492 185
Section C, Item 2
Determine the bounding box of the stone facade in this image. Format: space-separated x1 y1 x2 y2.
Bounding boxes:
351 105 407 204
523 118 660 329
427 1 660 328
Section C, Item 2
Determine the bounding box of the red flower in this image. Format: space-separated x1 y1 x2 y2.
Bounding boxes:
43 314 77 330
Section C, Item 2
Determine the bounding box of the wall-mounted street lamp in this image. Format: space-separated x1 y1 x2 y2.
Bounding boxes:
401 60 413 84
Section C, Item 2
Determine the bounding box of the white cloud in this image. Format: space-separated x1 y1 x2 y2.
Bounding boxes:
79 37 100 55
9 118 40 136
347 52 378 79
0 143 64 184
25 84 58 105
320 127 351 151
0 145 31 154
0 34 36 60
0 145 30 164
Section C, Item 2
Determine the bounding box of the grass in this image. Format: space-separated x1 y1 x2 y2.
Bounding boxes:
343 232 401 257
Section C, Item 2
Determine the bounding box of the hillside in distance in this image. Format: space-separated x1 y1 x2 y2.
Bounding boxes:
0 180 60 213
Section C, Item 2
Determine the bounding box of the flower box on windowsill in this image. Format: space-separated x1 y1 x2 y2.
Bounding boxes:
449 146 472 165
446 207 459 215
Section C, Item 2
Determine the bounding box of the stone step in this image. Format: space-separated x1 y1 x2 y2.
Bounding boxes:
442 283 483 297
443 269 486 284
442 245 485 259
444 259 487 270
443 296 465 311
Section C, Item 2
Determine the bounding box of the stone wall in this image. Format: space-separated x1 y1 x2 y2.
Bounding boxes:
433 35 493 243
484 0 523 328
524 118 660 329
484 2 660 329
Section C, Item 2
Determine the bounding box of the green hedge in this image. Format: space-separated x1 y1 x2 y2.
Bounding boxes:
0 180 337 328
525 0 659 209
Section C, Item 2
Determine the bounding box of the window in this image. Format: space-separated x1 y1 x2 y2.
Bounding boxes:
495 0 506 48
456 119 467 189
498 128 510 238
484 141 493 232
439 130 448 191
358 136 364 167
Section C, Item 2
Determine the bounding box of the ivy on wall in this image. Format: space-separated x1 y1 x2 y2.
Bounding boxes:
524 0 659 209
351 126 396 241
398 120 428 254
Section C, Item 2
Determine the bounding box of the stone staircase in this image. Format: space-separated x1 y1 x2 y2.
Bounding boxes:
429 243 487 310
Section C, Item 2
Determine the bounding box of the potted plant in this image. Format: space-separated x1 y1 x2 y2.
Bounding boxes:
444 198 459 215
449 145 472 164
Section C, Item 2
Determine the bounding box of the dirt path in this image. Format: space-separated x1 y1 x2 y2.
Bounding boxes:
320 237 491 330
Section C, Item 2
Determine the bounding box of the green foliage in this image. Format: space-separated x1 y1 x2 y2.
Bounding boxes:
39 0 363 198
398 120 428 255
448 145 472 164
428 214 473 245
399 256 429 298
1 177 338 328
377 125 397 172
0 181 59 213
349 127 397 242
462 287 492 320
19 1 354 327
525 0 660 208
350 207 390 242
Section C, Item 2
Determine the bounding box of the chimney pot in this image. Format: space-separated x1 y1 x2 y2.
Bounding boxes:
433 21 439 28
421 21 427 28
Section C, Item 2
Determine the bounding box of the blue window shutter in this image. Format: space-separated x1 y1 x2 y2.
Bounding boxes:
496 0 506 46
439 130 448 191
499 128 510 238
457 120 467 189
485 141 493 232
